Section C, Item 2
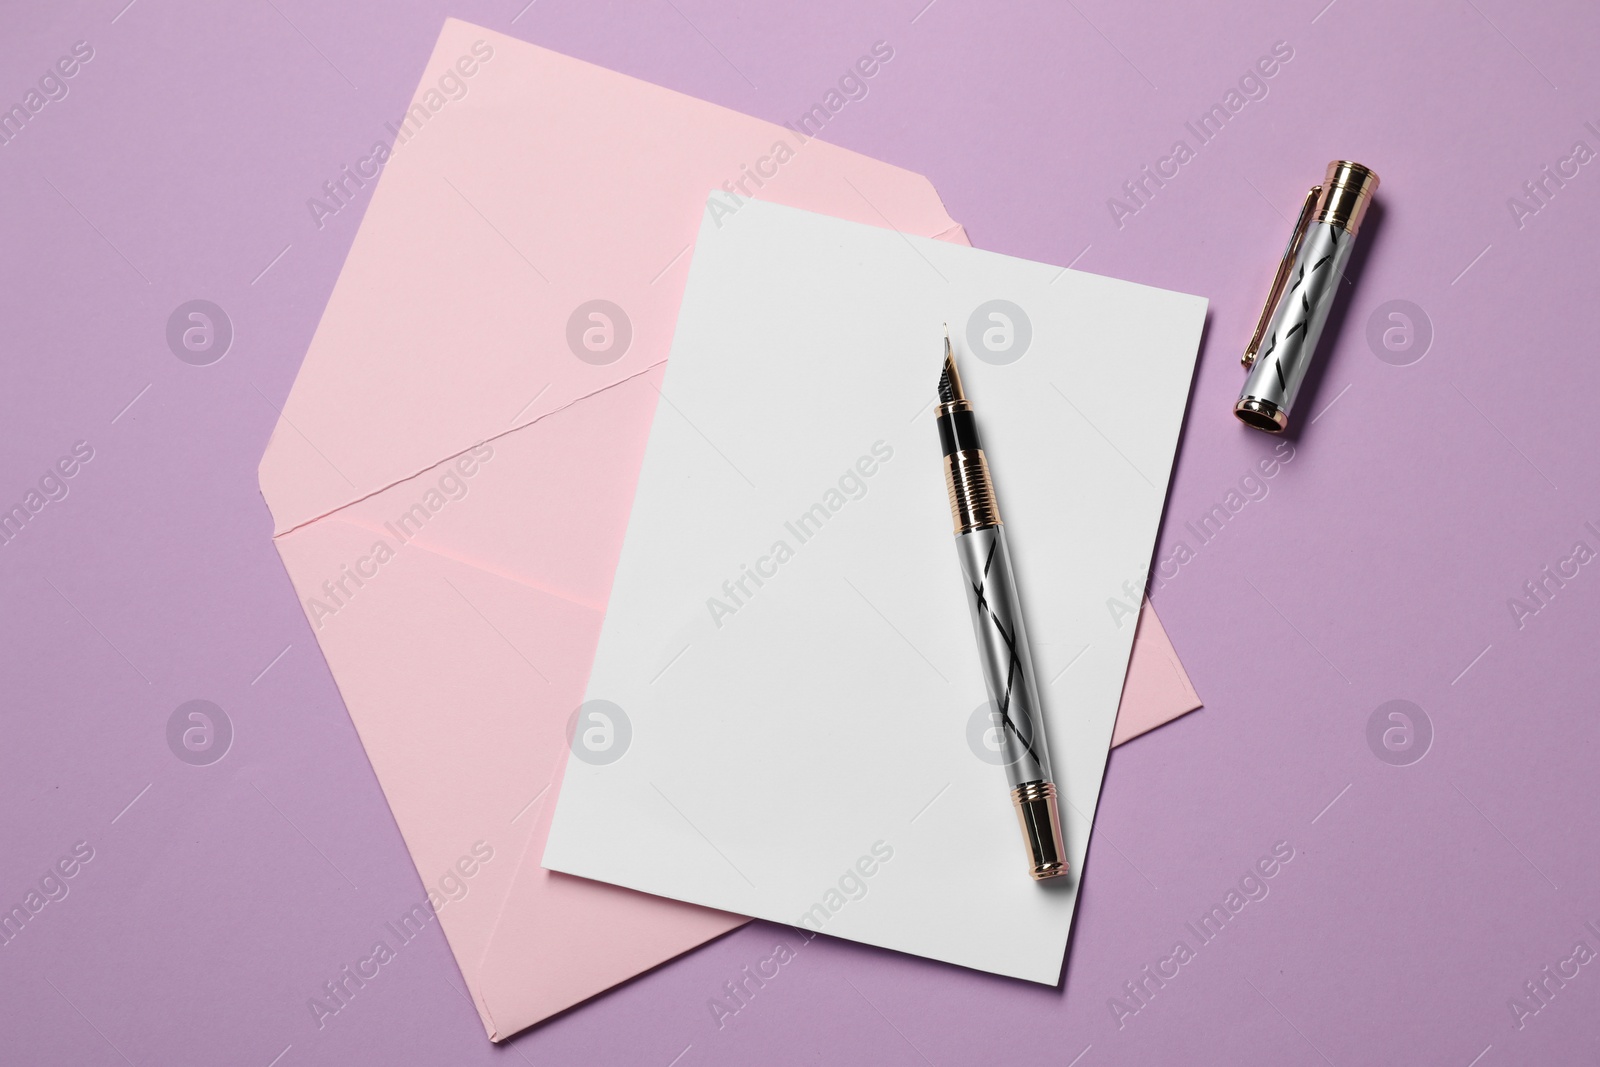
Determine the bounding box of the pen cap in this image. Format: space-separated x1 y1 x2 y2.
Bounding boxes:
1234 160 1379 433
1312 160 1379 236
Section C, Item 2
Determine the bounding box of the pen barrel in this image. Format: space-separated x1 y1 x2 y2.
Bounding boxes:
954 526 1053 788
938 366 1067 880
1235 220 1356 430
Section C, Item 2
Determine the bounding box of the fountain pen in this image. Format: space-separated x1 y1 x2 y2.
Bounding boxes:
936 334 1068 881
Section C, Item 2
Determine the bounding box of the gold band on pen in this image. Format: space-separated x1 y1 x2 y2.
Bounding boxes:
1012 781 1068 881
943 448 1002 534
1312 160 1379 235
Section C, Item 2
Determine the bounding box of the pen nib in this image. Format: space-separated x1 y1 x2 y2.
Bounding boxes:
937 328 965 405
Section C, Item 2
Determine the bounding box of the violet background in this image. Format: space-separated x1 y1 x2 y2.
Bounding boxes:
3 0 1598 1063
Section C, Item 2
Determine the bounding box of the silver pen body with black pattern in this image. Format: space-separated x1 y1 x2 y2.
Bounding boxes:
935 336 1067 881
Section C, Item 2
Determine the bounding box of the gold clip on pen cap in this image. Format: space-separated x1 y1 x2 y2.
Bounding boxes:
1235 160 1379 433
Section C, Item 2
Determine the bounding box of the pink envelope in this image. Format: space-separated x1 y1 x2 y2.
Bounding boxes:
259 20 1199 1041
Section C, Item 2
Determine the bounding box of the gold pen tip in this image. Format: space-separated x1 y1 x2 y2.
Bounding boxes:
937 332 964 405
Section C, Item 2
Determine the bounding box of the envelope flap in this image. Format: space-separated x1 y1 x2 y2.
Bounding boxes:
257 20 960 536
